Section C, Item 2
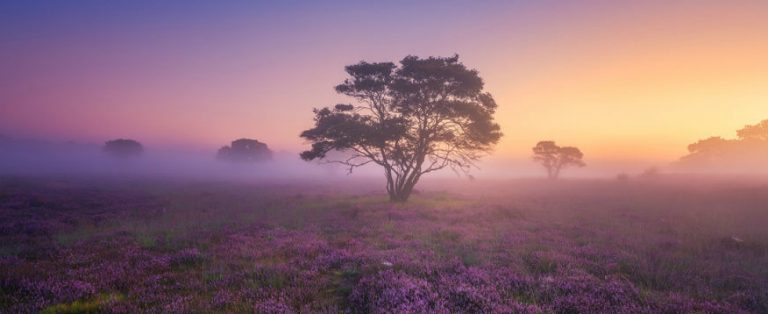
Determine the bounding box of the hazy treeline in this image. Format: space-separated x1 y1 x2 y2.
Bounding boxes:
0 136 335 179
676 119 768 173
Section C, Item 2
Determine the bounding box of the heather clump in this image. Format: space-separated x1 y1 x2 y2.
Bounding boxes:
253 295 294 314
436 266 508 313
8 279 98 311
349 269 447 313
654 292 748 314
540 273 647 313
170 248 204 267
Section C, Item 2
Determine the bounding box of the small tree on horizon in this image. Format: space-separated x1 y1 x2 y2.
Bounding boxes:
217 138 272 162
300 55 502 202
532 141 585 179
103 139 143 158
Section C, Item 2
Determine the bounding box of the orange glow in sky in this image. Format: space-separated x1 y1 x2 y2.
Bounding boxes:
2 1 767 164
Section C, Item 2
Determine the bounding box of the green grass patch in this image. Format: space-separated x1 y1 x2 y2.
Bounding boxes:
41 293 123 314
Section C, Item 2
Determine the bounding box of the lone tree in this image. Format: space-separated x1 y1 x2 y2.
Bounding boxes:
300 55 502 202
532 141 585 179
217 138 272 162
103 139 143 158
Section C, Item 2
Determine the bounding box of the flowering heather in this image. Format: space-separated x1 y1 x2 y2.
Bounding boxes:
1 177 767 313
350 270 445 313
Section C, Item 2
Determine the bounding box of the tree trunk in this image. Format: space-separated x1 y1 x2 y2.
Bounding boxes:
389 186 413 202
389 193 409 202
384 168 396 201
386 174 417 202
546 165 560 180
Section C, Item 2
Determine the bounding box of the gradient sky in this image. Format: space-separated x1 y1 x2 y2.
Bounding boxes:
2 0 767 164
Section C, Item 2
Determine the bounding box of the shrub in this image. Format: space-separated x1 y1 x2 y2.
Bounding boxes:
349 270 446 313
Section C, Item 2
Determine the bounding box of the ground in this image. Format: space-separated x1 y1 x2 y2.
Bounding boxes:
1 176 767 313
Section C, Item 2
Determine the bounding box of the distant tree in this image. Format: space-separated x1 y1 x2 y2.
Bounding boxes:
736 119 768 141
687 136 731 154
678 118 768 170
679 137 733 165
217 138 272 162
531 141 560 178
300 55 502 202
532 141 585 179
103 139 143 158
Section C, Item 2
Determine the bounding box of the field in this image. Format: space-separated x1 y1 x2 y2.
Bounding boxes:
1 176 767 313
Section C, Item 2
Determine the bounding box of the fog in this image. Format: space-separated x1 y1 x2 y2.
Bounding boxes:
0 137 347 180
3 136 767 183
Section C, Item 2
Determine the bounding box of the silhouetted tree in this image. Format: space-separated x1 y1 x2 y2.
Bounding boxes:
688 136 732 153
678 118 768 170
532 141 585 179
103 139 143 158
217 138 272 162
680 137 734 165
300 55 502 202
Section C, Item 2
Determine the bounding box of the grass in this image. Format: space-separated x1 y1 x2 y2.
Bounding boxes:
42 293 124 314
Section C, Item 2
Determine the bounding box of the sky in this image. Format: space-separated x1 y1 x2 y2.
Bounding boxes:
2 0 767 170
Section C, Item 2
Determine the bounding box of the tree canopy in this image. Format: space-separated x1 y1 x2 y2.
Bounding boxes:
532 141 585 179
678 118 768 170
300 55 502 202
217 138 272 163
736 119 768 141
103 139 143 158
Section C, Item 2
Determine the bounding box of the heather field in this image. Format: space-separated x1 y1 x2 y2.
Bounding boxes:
1 176 767 313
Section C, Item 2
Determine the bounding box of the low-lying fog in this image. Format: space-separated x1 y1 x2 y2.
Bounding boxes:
1 136 766 181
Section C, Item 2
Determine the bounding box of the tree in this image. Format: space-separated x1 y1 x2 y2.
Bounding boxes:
687 136 731 154
217 138 272 162
680 136 733 165
300 55 502 202
737 119 768 141
677 118 768 170
103 139 143 158
532 141 585 179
